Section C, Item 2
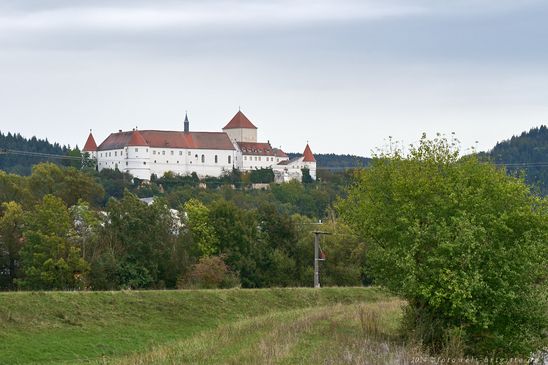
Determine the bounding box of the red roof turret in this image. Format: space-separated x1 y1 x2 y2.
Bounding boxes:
127 130 148 146
223 110 258 130
303 143 315 162
83 131 97 152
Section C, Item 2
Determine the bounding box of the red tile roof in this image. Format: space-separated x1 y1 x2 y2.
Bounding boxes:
303 144 315 162
237 142 279 156
83 132 97 151
273 148 288 158
223 111 258 130
97 130 235 151
128 130 148 146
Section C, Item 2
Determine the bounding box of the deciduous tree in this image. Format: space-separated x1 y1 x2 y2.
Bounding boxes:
339 134 547 357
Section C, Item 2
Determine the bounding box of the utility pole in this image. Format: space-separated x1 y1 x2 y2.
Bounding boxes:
313 231 330 288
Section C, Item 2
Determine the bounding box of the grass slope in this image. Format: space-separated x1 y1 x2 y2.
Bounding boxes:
113 300 408 365
0 287 389 365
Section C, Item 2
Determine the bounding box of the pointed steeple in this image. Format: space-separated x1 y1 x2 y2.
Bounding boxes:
303 143 315 162
83 130 97 152
184 112 190 133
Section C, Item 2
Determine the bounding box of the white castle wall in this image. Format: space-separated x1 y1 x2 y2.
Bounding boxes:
97 147 237 179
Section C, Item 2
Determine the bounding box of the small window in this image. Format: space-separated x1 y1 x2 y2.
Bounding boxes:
195 154 198 159
126 162 128 166
228 156 231 164
171 151 174 155
179 151 182 156
135 148 138 152
153 150 156 155
166 160 169 163
201 154 205 163
215 155 218 163
188 151 191 156
162 151 165 155
146 149 148 152
177 161 179 164
143 162 146 165
115 151 117 156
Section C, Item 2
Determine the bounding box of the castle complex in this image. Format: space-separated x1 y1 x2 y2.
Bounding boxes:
82 111 316 182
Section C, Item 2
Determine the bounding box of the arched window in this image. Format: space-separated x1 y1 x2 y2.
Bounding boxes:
201 154 205 163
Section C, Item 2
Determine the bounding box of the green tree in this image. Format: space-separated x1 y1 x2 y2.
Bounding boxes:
209 200 258 287
94 192 177 289
0 202 25 289
18 195 89 290
28 163 104 207
339 134 547 357
301 168 314 184
0 171 31 207
183 199 219 256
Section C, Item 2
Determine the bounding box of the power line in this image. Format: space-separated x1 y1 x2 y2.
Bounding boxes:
0 148 82 161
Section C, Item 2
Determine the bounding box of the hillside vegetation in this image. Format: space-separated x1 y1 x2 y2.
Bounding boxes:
0 287 390 365
483 125 548 195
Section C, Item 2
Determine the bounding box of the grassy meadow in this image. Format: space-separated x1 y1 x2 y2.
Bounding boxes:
0 287 397 364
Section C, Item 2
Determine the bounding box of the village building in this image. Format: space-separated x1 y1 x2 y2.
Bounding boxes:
82 111 316 182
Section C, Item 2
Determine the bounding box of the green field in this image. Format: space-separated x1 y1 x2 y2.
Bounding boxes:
0 287 404 365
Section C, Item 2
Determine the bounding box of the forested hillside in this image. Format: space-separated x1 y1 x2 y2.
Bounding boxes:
287 152 370 170
0 131 79 174
482 125 547 195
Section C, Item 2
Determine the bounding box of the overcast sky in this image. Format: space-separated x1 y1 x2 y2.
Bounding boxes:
1 0 547 155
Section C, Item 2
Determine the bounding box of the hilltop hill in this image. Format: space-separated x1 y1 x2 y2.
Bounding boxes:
481 125 547 195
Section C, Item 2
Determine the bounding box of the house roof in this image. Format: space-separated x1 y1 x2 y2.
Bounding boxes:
237 142 281 156
97 130 235 151
83 132 97 151
277 157 301 166
303 144 316 162
128 130 149 146
273 148 288 158
223 111 258 130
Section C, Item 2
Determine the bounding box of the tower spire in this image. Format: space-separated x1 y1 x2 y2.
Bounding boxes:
184 112 190 133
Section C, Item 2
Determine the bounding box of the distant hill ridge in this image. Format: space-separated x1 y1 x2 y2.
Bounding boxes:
0 131 74 175
287 152 370 170
483 125 547 195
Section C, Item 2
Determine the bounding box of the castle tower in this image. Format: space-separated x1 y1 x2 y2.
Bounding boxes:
126 130 151 180
82 130 97 156
302 143 317 180
82 131 98 170
222 110 258 143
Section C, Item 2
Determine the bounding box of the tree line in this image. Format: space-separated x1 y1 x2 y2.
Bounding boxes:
0 163 364 291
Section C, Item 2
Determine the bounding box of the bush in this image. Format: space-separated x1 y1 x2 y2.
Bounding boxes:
178 256 240 289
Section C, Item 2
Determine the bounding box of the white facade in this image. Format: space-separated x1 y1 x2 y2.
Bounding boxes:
273 156 317 183
223 128 257 144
